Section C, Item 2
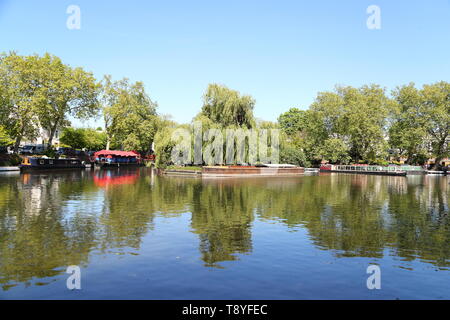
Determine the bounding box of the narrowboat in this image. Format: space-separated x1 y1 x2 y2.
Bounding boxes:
320 164 407 176
20 157 85 172
94 150 142 168
201 164 305 177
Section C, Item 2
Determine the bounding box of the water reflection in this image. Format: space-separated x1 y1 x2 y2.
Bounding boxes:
0 170 448 290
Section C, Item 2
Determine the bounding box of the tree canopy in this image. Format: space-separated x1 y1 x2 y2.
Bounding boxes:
60 127 107 150
101 76 158 153
33 53 101 146
199 84 255 129
0 52 100 152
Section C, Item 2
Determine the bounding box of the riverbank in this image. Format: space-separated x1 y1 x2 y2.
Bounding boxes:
0 166 19 171
162 165 306 177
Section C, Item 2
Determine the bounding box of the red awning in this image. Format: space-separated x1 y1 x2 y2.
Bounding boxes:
94 150 140 158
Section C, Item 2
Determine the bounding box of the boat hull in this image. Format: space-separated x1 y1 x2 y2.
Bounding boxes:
96 162 143 168
320 169 406 176
202 166 305 177
20 157 85 172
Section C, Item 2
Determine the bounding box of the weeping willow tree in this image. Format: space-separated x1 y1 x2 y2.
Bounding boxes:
199 84 255 129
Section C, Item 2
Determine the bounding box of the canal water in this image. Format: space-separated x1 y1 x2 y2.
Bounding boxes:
0 169 449 299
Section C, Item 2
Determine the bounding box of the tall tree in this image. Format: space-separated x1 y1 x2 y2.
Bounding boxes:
33 53 100 147
389 83 428 164
307 85 392 163
200 84 255 128
101 76 158 153
420 82 450 168
60 127 107 150
278 108 308 136
0 53 40 152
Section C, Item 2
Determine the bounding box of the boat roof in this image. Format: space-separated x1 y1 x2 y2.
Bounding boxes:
94 150 140 157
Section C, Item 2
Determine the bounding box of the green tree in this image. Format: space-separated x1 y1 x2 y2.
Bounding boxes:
305 85 392 163
59 127 86 149
390 82 450 168
199 84 255 128
84 128 107 150
60 127 107 150
420 82 450 169
389 83 428 164
0 125 13 147
280 143 310 167
319 138 351 164
0 52 40 152
154 125 177 169
32 53 101 147
278 108 308 136
101 76 158 153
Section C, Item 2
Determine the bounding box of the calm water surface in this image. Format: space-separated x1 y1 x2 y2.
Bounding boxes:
0 169 449 299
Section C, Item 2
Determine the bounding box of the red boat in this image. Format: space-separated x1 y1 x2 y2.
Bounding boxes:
93 150 142 168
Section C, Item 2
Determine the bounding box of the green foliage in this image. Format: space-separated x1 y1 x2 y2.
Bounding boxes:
0 125 13 146
390 82 450 167
154 126 176 169
0 52 41 151
0 154 21 166
291 85 392 164
102 76 158 153
319 138 351 164
200 84 255 128
420 82 450 167
280 143 310 167
1 51 447 167
60 127 107 150
0 52 100 152
278 108 307 136
43 147 57 158
60 128 85 149
389 83 428 163
33 53 101 146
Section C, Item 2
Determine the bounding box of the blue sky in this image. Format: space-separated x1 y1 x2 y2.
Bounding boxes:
1 0 449 127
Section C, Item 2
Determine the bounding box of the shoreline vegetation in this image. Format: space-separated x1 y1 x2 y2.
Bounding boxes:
0 52 449 170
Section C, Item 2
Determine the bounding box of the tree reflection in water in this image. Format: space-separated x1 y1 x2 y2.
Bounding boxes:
0 170 448 290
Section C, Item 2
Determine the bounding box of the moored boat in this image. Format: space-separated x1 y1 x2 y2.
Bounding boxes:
320 164 406 176
202 165 304 177
19 157 85 172
94 150 142 168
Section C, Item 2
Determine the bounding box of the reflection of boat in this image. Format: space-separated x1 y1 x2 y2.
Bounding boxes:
19 157 85 172
94 150 142 168
427 170 446 175
202 165 304 177
320 164 407 176
93 169 139 187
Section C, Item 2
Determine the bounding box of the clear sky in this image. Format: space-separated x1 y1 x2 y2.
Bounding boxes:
1 0 449 127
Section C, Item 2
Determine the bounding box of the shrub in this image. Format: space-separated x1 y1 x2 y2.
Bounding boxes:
280 145 310 167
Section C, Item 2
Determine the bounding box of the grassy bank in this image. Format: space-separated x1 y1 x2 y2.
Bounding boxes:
166 165 203 171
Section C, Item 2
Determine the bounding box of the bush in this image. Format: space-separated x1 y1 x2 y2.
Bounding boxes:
370 159 390 166
0 154 22 166
280 145 310 167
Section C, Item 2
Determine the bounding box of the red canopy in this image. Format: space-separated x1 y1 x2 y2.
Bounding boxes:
94 150 140 158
